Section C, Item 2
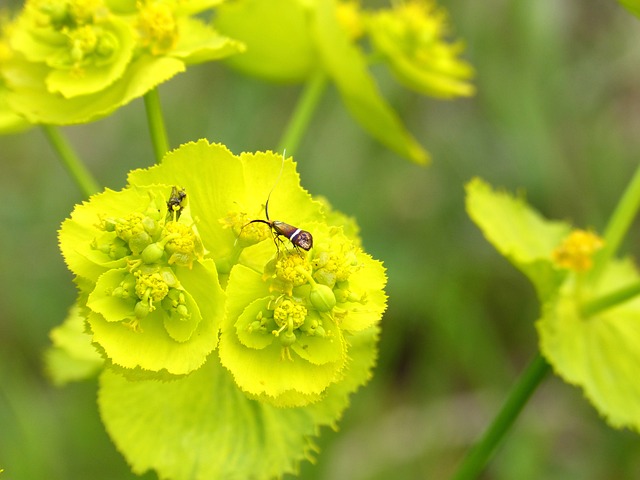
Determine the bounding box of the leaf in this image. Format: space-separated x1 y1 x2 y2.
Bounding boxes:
213 0 316 82
44 303 103 386
171 16 245 65
311 0 429 164
620 0 640 18
537 259 640 431
339 251 388 332
4 54 184 124
465 177 571 300
98 356 321 479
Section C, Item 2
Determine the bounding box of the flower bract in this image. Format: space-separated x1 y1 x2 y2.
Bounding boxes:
466 177 640 432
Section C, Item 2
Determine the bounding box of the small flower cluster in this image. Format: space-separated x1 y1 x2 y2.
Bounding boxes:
364 0 475 98
552 229 604 272
220 221 385 406
59 184 225 376
214 0 474 164
0 0 243 125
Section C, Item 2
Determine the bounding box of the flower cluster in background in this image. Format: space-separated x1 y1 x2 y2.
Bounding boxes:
0 0 243 126
214 0 474 164
466 178 640 432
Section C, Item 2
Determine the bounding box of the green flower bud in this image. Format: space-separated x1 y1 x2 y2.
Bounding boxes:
313 269 336 288
248 320 265 333
91 236 111 255
161 290 178 310
134 300 151 319
142 215 160 237
309 284 336 312
112 273 137 299
95 30 118 61
129 231 152 255
102 218 117 232
109 237 130 260
141 242 165 264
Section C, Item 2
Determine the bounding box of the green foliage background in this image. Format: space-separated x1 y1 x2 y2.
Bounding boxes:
2 0 640 478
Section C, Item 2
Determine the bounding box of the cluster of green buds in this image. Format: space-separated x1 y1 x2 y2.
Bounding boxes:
0 0 244 125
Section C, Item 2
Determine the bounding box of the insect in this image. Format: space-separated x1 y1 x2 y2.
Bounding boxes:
241 157 313 253
166 186 187 220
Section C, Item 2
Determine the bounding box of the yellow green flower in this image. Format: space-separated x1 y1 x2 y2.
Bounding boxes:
70 140 388 479
214 0 474 164
0 11 30 133
220 223 386 407
2 0 243 124
466 177 640 432
58 184 225 376
366 0 475 98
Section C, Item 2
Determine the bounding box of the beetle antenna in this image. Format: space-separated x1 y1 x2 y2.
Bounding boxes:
264 150 286 222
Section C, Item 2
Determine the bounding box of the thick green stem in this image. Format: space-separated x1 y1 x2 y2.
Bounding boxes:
41 125 100 198
592 163 640 281
451 353 550 480
277 71 328 156
144 88 170 164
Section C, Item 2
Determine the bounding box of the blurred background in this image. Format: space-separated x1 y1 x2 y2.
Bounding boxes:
2 0 640 478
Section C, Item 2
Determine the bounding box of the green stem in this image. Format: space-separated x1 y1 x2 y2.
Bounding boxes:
144 88 170 164
451 353 551 480
592 163 640 281
41 125 100 198
277 71 328 156
581 280 640 317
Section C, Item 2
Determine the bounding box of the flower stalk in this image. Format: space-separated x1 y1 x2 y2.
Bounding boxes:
277 71 328 156
591 163 640 282
41 125 100 198
144 88 170 164
452 353 551 480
